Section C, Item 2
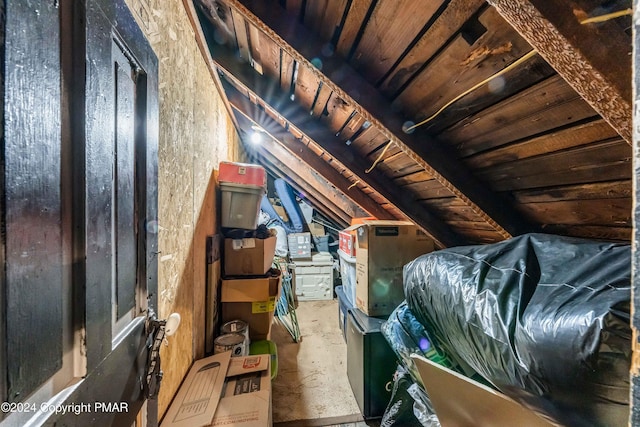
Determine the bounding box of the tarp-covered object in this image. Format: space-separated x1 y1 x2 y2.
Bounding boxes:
382 302 471 386
404 233 631 427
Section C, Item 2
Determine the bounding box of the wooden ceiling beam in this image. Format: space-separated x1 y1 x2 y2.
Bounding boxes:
486 0 632 144
217 0 536 239
227 85 396 221
251 142 353 227
214 62 465 247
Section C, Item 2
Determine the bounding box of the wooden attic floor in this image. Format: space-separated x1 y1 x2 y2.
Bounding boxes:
271 300 381 427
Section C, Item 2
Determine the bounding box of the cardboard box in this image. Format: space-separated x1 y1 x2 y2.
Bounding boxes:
338 225 358 257
161 352 231 427
355 220 434 317
411 355 554 427
221 270 282 341
224 236 277 276
272 204 289 222
308 222 325 236
211 355 272 427
162 352 272 427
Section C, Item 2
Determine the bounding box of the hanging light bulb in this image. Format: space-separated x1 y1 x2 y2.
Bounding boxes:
250 131 262 144
250 124 264 144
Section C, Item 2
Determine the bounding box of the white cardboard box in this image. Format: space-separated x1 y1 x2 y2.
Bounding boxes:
354 220 434 316
161 352 272 427
210 355 272 427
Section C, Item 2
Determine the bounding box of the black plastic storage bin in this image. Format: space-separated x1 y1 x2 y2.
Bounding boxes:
346 307 397 419
335 285 353 343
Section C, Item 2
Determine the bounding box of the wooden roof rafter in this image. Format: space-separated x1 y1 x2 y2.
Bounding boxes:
487 0 632 144
214 54 464 247
202 0 537 240
252 142 356 228
226 84 396 221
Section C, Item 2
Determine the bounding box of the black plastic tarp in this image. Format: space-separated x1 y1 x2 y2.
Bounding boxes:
404 233 631 427
381 364 440 427
381 301 461 386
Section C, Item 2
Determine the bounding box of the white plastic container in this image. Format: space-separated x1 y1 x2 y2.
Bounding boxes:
220 182 265 230
293 252 334 301
338 248 356 306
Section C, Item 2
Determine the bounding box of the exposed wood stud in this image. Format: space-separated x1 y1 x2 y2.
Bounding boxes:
231 8 251 61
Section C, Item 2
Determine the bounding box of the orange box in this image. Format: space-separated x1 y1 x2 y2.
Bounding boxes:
350 217 377 226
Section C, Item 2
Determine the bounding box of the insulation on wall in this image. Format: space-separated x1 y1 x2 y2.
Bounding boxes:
125 0 243 417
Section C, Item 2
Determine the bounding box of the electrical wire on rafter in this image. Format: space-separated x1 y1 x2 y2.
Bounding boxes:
402 50 539 134
580 8 632 24
365 140 393 174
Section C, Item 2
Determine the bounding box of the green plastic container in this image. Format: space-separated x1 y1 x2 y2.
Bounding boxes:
249 339 278 380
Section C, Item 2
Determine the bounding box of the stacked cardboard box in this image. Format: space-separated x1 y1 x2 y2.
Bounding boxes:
221 227 280 343
221 236 280 341
221 269 281 341
351 220 434 317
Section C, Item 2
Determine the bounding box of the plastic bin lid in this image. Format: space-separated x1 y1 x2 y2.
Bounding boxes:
348 307 386 332
219 181 266 192
312 251 333 263
337 248 356 263
294 252 334 266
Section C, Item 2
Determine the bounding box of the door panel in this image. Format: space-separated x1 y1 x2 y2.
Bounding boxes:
1 0 157 425
114 42 138 324
3 0 63 405
53 0 158 424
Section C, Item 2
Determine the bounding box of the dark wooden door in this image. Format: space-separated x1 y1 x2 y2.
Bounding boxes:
53 0 159 425
1 0 157 424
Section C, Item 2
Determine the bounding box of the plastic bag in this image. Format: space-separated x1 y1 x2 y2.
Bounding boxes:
381 365 440 427
404 233 631 427
382 302 463 387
